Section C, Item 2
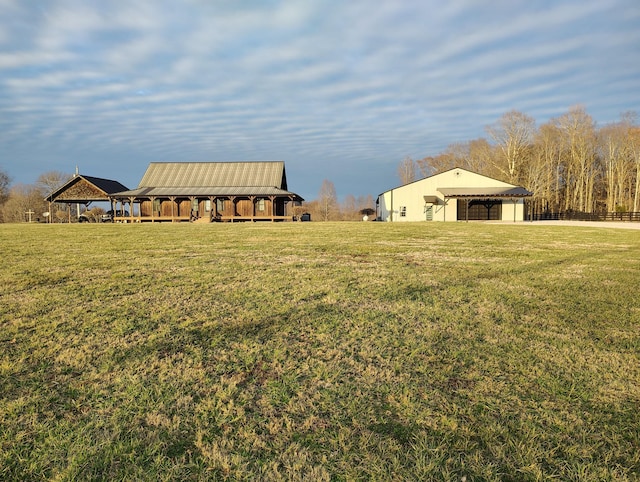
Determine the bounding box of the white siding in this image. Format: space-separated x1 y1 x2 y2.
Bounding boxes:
377 168 528 222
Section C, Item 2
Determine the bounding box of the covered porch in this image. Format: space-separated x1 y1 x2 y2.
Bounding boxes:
109 189 302 223
437 186 533 222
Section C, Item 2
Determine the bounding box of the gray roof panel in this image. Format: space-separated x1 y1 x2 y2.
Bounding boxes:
138 161 286 188
437 187 533 197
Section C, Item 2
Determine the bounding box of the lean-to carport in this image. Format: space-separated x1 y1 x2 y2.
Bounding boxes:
437 186 533 222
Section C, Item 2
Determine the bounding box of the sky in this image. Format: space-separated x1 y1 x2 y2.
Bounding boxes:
1 0 639 201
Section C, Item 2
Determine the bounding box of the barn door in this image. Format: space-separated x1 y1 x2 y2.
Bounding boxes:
457 199 502 220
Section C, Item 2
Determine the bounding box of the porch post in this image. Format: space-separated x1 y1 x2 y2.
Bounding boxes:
129 197 135 222
209 196 216 221
230 196 236 222
189 196 196 221
270 196 276 221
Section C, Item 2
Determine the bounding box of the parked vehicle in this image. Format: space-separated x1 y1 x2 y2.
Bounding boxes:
78 209 103 223
101 210 130 222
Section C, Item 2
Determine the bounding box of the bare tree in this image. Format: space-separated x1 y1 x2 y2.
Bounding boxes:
467 138 497 176
357 194 374 212
341 194 357 220
317 179 338 221
36 171 70 197
1 183 48 223
397 156 416 185
557 106 598 212
291 202 307 220
34 171 72 222
486 110 535 184
629 124 640 212
531 121 564 214
0 168 10 205
416 151 455 177
439 139 499 177
599 115 635 212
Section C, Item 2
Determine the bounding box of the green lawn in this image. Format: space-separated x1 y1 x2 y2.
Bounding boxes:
1 222 639 481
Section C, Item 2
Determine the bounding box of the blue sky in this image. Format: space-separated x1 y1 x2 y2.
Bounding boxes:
1 0 639 200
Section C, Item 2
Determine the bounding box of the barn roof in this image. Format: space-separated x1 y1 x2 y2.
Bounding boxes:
111 161 302 200
137 161 288 189
378 167 532 198
437 186 532 198
45 174 129 203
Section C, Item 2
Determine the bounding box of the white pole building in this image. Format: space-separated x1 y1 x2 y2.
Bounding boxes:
377 167 532 222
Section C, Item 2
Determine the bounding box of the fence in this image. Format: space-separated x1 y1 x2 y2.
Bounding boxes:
528 211 640 222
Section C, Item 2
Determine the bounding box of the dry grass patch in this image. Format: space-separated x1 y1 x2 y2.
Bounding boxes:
1 222 639 480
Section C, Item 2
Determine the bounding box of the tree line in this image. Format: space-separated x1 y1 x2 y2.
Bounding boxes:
300 179 375 221
0 171 73 223
400 106 640 216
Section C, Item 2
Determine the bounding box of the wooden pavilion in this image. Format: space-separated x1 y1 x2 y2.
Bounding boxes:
44 174 129 222
108 161 304 222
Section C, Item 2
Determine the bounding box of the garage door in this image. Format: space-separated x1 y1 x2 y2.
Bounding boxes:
457 199 502 220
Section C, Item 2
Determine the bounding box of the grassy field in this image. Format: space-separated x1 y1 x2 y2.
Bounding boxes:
1 222 639 481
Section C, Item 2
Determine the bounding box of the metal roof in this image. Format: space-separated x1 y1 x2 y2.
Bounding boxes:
109 161 303 200
437 187 533 198
45 174 129 202
378 167 533 198
138 161 287 189
81 175 130 194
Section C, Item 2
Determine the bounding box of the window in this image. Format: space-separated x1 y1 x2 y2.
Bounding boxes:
205 200 211 212
257 198 265 212
400 206 407 217
216 199 225 212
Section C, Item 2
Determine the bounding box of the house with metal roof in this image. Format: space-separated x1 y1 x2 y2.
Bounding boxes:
377 167 532 222
109 161 303 222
